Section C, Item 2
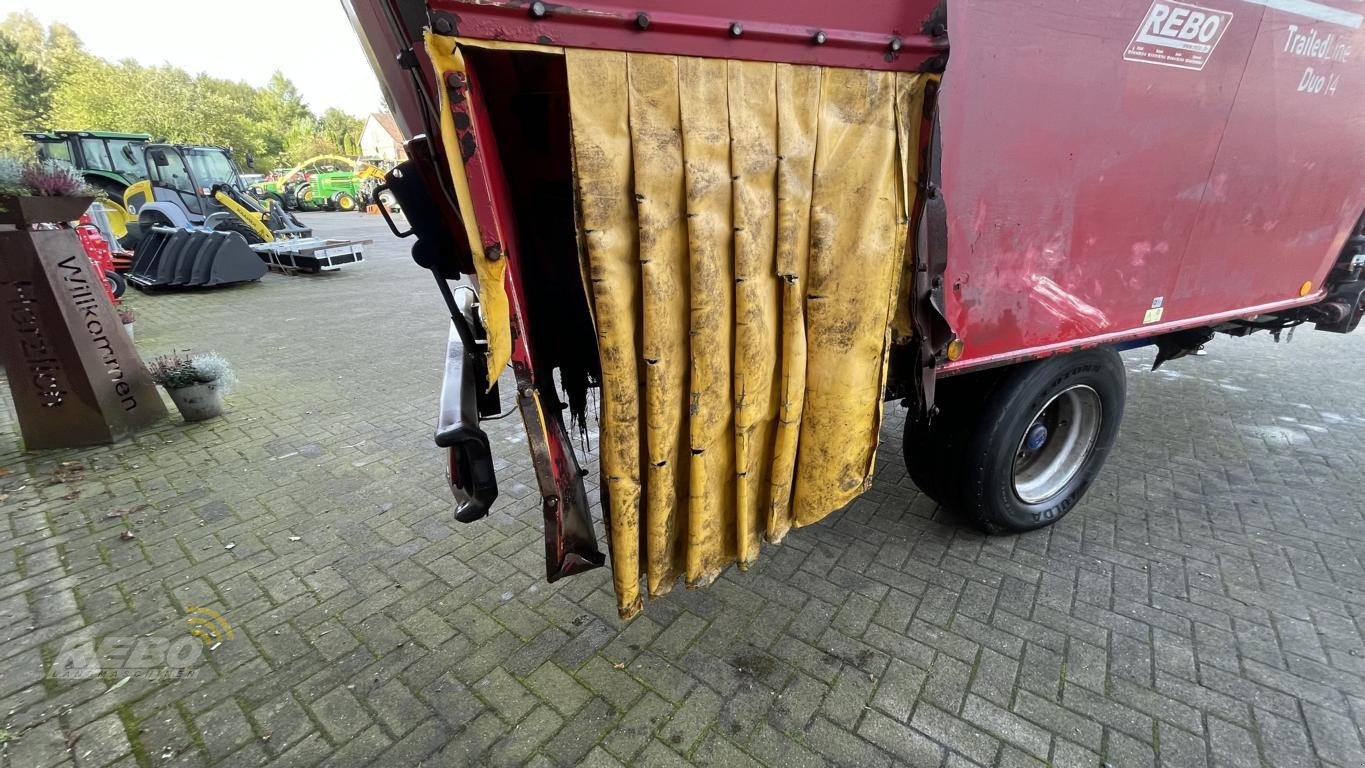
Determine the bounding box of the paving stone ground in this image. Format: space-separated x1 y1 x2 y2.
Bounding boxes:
3 211 1365 767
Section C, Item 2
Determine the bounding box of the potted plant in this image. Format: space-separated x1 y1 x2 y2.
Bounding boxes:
145 351 235 422
118 307 136 342
0 154 97 227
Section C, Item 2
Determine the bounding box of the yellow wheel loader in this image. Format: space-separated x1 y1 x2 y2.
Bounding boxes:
123 144 311 245
123 144 366 288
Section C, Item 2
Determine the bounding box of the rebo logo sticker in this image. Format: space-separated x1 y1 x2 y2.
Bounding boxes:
1125 1 1234 71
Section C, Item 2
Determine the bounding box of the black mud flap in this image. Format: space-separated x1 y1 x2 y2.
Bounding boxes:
1152 327 1215 370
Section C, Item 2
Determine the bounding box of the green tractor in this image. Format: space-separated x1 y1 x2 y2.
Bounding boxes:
251 155 389 212
24 130 151 241
248 168 299 208
301 170 360 212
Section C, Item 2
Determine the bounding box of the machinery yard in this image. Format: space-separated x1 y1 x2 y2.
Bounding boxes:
3 212 1365 767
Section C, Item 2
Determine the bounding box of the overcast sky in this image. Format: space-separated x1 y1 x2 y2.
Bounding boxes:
1 0 386 117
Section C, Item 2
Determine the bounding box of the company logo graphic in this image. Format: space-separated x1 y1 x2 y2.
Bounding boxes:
186 606 235 648
1125 1 1234 71
49 607 232 680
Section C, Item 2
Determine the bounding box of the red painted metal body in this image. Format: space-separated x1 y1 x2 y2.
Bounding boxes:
76 221 119 305
938 0 1365 372
446 60 604 580
347 0 1365 579
428 0 946 72
395 0 1365 375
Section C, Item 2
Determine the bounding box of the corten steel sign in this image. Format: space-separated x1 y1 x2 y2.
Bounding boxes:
0 228 166 449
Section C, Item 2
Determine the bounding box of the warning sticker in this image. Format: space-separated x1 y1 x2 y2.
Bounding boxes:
1124 0 1233 71
1143 296 1165 324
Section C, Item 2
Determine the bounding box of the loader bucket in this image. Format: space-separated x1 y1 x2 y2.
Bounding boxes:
127 227 266 289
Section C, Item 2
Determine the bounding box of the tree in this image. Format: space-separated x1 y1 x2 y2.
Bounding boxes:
0 35 53 136
1 17 365 170
0 12 83 67
318 108 363 157
0 73 19 152
250 72 312 162
0 13 87 150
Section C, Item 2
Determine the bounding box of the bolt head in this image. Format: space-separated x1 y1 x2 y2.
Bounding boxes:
813 31 827 45
635 12 650 29
530 1 547 18
729 22 742 37
889 37 903 52
433 16 453 35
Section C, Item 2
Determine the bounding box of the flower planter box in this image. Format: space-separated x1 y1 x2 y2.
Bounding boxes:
0 195 95 227
166 381 225 422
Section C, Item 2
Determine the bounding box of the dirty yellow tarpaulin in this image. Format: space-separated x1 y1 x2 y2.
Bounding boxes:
789 67 903 526
565 50 646 617
768 64 821 548
567 50 929 618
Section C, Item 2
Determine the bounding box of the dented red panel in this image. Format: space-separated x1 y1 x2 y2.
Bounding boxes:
940 0 1365 371
427 0 947 72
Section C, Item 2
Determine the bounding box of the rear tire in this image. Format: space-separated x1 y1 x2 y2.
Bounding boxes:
137 210 176 234
902 370 997 509
118 225 142 252
332 192 357 212
294 183 318 211
903 348 1126 533
212 219 266 245
103 270 126 299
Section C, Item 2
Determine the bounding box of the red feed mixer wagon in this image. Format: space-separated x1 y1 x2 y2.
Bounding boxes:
347 0 1365 617
75 214 126 304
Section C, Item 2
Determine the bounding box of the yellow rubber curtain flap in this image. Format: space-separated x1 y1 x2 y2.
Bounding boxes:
566 50 647 618
425 32 511 388
567 52 923 618
768 64 820 547
729 61 781 569
789 68 901 525
629 54 692 602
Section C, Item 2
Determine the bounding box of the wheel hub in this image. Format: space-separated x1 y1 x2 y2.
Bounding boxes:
1011 385 1103 505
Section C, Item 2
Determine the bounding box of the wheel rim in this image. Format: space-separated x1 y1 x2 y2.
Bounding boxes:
1011 385 1102 504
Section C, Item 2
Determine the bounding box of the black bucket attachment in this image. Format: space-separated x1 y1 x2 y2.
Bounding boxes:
128 227 267 289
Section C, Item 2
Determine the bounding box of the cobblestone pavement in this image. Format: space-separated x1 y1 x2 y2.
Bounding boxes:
3 212 1365 768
